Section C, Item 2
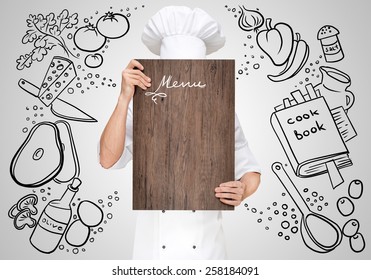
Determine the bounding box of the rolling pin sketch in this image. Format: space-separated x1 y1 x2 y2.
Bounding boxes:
272 162 342 253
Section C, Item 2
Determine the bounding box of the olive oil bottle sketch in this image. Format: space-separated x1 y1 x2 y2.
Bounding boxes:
30 178 82 254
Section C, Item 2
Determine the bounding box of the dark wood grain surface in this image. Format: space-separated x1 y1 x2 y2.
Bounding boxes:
133 59 235 210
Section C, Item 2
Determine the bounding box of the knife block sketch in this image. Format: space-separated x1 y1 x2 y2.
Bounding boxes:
133 59 235 210
10 120 80 187
270 83 355 188
18 56 97 122
272 162 343 253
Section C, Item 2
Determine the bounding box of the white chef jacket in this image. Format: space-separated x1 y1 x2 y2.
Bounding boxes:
99 101 260 260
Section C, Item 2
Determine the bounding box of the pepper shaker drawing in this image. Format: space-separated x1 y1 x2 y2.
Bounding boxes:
317 25 344 63
29 178 82 254
272 162 343 253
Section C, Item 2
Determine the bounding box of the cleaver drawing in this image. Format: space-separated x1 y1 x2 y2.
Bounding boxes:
18 56 97 123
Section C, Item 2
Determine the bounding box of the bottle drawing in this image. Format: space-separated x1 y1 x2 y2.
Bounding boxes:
29 178 82 254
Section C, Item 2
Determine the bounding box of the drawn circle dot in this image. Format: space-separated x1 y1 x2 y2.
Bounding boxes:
278 232 283 237
291 226 298 234
108 195 113 200
274 210 279 215
253 63 260 69
108 202 112 207
312 191 318 197
282 211 287 216
107 213 113 219
257 218 262 223
265 226 269 230
73 248 79 254
303 188 309 193
284 235 290 240
273 202 277 206
281 221 290 229
59 245 64 250
114 197 119 201
67 88 74 94
291 214 297 219
282 204 288 210
268 217 272 221
98 227 103 233
89 238 95 243
317 205 323 211
76 83 82 88
22 127 28 133
319 196 324 201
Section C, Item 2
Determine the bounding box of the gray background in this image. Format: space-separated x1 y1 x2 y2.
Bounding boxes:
0 0 370 259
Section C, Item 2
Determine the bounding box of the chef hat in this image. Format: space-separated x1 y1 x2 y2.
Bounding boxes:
142 6 226 59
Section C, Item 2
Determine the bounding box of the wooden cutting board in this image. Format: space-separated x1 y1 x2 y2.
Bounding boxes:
133 59 235 210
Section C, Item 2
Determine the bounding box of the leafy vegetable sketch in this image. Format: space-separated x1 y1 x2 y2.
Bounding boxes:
16 9 79 70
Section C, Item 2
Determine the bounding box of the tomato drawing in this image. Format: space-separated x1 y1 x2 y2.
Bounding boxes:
73 24 107 52
96 12 130 39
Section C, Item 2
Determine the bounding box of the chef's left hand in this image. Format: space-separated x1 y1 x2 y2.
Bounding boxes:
215 172 261 206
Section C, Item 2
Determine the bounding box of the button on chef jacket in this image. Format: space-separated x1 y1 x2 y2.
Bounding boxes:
98 6 261 259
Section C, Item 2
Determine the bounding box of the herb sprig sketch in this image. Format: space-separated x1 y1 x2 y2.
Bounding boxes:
16 9 79 70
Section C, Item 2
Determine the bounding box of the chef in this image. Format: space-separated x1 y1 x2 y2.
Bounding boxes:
98 6 261 259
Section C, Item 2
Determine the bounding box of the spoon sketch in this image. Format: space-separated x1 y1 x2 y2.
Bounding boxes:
272 162 342 253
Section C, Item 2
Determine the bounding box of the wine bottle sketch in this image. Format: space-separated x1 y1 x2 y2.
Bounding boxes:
29 178 82 254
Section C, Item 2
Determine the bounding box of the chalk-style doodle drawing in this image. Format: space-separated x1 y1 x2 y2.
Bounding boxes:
16 9 79 70
74 23 107 52
96 12 130 39
350 233 366 253
8 194 39 217
53 121 80 183
348 179 363 199
237 6 264 32
10 122 64 188
65 219 90 247
84 53 104 68
257 18 309 82
30 178 82 254
18 56 97 122
8 194 39 230
272 162 343 253
342 219 360 237
257 19 294 66
77 200 104 227
317 25 344 63
330 106 357 142
270 83 352 188
342 219 365 253
64 200 103 247
337 197 355 217
314 66 355 112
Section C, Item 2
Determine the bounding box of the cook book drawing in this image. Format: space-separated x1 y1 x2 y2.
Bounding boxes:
133 59 235 210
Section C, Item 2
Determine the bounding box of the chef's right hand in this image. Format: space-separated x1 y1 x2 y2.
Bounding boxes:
120 59 151 101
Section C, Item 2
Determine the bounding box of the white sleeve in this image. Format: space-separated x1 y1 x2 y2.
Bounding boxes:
97 101 134 169
234 114 261 180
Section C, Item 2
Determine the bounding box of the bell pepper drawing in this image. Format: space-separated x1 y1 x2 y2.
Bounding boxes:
257 19 294 66
257 18 310 82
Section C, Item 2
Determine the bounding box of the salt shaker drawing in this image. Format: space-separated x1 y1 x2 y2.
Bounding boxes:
317 25 344 63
